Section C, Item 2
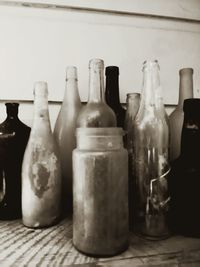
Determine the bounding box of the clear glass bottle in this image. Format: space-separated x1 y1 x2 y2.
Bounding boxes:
169 68 193 162
77 59 116 127
124 93 140 230
0 103 30 219
54 66 82 214
73 128 128 256
105 66 126 128
133 60 170 239
169 99 200 237
22 82 61 228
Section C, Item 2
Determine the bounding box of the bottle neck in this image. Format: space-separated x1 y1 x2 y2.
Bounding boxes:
126 94 140 117
140 65 164 111
178 70 193 108
33 94 51 126
6 104 19 120
63 78 81 105
181 115 200 160
105 74 121 108
88 66 105 103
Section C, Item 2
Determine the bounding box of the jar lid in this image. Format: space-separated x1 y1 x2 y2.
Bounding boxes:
76 127 124 137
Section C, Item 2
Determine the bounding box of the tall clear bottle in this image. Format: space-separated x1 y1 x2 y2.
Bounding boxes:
22 82 61 228
105 66 126 128
77 59 116 127
133 60 170 239
54 66 81 214
169 68 193 162
124 93 140 229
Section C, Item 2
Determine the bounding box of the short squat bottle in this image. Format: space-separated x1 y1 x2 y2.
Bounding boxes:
0 103 30 219
22 82 62 228
133 60 170 239
169 68 193 162
105 66 126 127
54 66 82 214
77 59 116 127
169 99 200 237
73 128 128 256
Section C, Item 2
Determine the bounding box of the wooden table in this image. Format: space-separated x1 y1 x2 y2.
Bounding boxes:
0 218 200 266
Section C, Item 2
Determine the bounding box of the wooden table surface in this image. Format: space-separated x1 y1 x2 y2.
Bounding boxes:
0 218 200 267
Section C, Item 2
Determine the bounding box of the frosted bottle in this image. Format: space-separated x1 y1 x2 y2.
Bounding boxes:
169 68 193 161
54 66 81 214
22 82 61 228
77 59 116 127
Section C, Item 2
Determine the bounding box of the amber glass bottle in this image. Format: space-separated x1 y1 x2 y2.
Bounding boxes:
169 98 200 237
54 66 82 214
77 59 116 127
169 68 193 162
133 60 170 239
22 82 61 228
105 66 126 128
0 103 30 219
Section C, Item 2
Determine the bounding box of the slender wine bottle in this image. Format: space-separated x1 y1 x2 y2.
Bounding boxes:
105 66 126 127
77 59 116 127
22 82 61 228
54 66 82 215
169 99 200 237
133 60 170 239
169 68 193 162
0 103 30 219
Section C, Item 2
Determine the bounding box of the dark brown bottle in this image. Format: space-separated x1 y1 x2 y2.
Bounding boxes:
105 66 126 127
169 98 200 237
0 103 30 219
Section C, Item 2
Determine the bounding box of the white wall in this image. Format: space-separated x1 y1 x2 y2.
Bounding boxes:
0 0 199 126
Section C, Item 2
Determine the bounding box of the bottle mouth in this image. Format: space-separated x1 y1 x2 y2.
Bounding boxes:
179 68 193 75
89 58 104 70
126 93 140 100
34 81 48 96
142 60 160 71
66 66 78 81
105 66 119 76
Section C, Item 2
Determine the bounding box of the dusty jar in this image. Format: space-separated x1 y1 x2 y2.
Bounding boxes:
73 128 129 257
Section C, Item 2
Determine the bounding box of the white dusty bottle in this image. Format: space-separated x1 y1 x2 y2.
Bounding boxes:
54 66 82 214
22 81 62 228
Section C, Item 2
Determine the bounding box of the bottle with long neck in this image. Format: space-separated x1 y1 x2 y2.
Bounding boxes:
22 82 61 228
133 60 170 239
77 59 116 127
169 99 200 237
169 68 193 162
0 103 30 219
54 66 81 215
105 66 126 127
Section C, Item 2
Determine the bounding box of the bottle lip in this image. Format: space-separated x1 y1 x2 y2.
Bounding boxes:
5 102 19 107
66 66 78 81
76 127 124 137
142 60 160 71
34 81 48 96
89 58 104 69
105 66 119 76
126 93 140 99
179 68 193 75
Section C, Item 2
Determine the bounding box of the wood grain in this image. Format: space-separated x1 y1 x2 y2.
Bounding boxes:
0 218 200 266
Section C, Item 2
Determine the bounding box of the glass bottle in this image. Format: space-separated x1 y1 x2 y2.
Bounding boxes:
77 59 116 127
169 68 193 162
124 93 140 230
133 60 170 239
22 82 61 228
169 98 200 237
54 66 82 215
0 103 30 219
105 66 126 127
73 128 128 256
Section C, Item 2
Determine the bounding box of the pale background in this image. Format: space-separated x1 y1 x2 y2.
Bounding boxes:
0 0 200 127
